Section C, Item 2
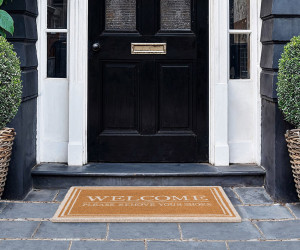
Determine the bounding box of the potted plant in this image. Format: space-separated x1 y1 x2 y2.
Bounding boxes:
277 35 300 199
0 1 22 199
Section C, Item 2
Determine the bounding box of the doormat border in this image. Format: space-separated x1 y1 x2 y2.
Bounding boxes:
52 186 241 223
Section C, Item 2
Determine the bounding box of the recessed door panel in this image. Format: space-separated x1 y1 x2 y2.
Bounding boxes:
102 63 139 132
159 64 192 131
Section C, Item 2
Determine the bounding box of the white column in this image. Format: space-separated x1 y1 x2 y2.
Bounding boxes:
68 0 88 166
209 0 230 166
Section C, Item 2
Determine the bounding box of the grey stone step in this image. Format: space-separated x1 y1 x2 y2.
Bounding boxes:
32 163 265 189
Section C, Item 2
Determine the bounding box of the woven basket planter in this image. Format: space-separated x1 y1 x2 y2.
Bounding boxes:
285 129 300 200
0 128 16 199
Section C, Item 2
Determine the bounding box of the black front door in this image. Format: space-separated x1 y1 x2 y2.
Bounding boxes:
88 0 208 162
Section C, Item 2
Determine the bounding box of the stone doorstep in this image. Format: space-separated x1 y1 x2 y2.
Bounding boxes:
32 163 265 189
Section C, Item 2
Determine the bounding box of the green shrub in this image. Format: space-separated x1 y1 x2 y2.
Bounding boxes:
0 36 22 129
277 35 300 128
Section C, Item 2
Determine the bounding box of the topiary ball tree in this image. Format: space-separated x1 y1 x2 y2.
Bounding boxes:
0 36 22 130
277 35 300 128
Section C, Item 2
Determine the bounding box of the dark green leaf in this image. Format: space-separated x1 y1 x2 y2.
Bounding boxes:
0 9 14 35
0 27 6 37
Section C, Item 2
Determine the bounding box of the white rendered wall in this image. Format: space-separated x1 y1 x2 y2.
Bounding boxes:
39 80 69 162
228 82 256 163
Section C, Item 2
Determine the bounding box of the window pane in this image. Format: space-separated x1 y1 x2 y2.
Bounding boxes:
230 34 250 79
105 0 136 31
47 0 68 29
230 0 250 30
161 0 191 30
47 33 67 78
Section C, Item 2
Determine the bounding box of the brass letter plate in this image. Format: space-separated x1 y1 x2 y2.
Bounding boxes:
131 43 167 54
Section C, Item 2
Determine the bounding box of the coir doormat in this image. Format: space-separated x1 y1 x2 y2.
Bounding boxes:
52 186 241 223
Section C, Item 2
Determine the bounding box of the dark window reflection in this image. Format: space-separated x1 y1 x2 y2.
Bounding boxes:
161 0 191 31
47 33 67 78
105 0 136 31
230 0 250 30
230 34 250 79
47 0 68 29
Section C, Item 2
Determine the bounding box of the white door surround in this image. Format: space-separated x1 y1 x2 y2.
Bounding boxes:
37 0 261 166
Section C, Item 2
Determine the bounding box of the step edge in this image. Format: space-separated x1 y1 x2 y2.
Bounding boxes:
32 163 265 177
32 171 266 177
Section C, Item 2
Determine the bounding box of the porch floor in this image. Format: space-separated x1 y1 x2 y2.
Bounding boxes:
1 187 300 249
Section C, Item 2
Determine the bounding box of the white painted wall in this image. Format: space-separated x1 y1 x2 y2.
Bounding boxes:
39 79 69 162
228 81 256 163
37 0 261 166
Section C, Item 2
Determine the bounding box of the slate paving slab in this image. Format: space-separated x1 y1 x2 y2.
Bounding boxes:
0 221 40 238
0 240 70 250
109 223 180 240
0 203 59 219
256 220 300 239
71 241 145 250
0 202 6 213
287 203 300 218
235 205 294 220
55 189 69 202
34 222 107 239
228 240 300 250
223 187 241 205
24 189 59 202
233 187 273 205
180 222 262 240
147 241 227 250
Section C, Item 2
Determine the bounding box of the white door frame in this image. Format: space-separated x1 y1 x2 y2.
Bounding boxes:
67 0 229 166
37 0 261 166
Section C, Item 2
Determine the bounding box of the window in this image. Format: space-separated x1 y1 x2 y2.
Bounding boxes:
229 0 250 79
105 0 136 31
47 0 68 78
160 0 191 31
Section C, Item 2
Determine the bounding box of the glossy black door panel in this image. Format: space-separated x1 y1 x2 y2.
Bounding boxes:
102 63 139 132
158 63 192 131
88 0 208 162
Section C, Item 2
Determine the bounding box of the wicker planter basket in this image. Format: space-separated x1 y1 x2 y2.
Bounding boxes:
285 129 300 200
0 128 16 199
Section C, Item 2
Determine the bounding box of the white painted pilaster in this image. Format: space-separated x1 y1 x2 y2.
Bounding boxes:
209 0 230 166
68 0 88 165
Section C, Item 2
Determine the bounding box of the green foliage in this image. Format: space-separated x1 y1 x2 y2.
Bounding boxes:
0 0 14 37
277 36 300 128
0 36 22 129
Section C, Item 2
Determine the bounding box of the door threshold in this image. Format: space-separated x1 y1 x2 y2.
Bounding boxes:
32 163 265 189
32 163 264 177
